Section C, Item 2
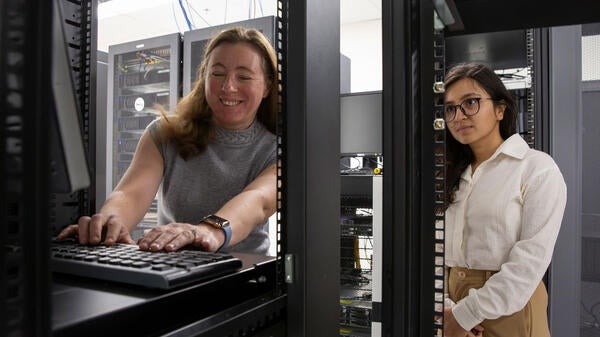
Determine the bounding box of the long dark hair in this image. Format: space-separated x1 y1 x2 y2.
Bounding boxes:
444 63 517 205
159 27 277 159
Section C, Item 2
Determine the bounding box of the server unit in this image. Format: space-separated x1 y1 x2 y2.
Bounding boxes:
340 175 382 337
182 16 276 95
339 91 383 337
106 33 182 227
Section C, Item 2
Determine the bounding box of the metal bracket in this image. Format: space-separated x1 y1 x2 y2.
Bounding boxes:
433 118 446 130
284 254 294 283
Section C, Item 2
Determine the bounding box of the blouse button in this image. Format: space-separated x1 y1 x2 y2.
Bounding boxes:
457 271 466 279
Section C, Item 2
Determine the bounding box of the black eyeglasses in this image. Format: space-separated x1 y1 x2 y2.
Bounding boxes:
444 97 494 122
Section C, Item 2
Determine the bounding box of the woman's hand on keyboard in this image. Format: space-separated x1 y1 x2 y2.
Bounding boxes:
56 214 135 246
137 222 225 252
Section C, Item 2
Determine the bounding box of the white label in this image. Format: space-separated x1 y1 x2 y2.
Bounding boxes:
134 97 145 111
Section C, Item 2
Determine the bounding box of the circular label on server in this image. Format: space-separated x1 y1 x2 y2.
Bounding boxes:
134 97 145 111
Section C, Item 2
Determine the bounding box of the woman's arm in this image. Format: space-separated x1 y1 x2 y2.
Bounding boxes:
138 163 277 252
213 163 277 247
57 130 164 245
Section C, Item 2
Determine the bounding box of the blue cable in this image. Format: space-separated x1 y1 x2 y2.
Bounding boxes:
178 0 193 30
184 0 195 27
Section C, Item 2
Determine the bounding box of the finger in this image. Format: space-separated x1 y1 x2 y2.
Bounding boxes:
148 226 183 251
120 230 136 245
472 326 484 336
77 216 92 244
56 224 78 240
103 216 121 245
138 227 166 251
87 214 106 245
164 230 195 252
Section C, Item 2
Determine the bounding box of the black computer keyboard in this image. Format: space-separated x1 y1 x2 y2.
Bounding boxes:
50 240 242 289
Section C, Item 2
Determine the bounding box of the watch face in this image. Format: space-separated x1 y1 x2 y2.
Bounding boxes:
202 215 230 228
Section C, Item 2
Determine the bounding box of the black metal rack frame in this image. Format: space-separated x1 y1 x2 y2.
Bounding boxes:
7 0 599 336
1 0 95 335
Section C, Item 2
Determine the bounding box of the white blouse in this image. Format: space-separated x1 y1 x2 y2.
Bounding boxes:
445 134 567 331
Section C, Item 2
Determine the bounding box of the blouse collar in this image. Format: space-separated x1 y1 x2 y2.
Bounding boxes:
460 133 529 181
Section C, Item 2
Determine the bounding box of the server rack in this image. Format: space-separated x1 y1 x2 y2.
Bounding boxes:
49 0 97 236
339 176 373 337
444 29 536 147
182 16 276 96
1 0 96 335
380 0 437 336
339 175 384 337
430 16 538 337
431 21 447 337
425 2 600 337
338 90 384 336
284 0 342 334
1 1 54 335
106 33 181 229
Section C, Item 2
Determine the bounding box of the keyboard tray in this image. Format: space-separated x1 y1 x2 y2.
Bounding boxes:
51 240 242 289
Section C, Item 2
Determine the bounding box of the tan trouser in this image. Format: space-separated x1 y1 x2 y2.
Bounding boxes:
448 267 550 337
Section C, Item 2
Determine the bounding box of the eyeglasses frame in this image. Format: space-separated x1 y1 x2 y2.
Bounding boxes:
444 97 496 122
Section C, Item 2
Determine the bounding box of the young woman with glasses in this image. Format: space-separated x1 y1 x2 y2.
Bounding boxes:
442 63 566 337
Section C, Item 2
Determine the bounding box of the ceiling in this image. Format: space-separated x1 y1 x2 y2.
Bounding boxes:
97 0 381 51
98 0 381 25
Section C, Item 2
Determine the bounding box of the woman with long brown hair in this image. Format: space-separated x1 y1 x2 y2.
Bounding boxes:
58 27 278 255
442 63 566 337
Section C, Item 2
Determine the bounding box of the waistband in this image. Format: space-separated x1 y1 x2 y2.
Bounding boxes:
449 266 498 281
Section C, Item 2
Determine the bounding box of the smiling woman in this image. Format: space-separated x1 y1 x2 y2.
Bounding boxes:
159 27 277 158
57 27 279 256
205 42 272 130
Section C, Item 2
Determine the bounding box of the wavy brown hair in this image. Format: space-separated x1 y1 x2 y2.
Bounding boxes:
444 63 517 206
157 27 277 159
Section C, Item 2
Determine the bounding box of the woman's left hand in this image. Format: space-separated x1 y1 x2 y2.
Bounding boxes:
443 307 484 337
137 222 225 252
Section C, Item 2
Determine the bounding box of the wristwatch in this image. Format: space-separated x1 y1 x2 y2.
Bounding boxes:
200 214 232 252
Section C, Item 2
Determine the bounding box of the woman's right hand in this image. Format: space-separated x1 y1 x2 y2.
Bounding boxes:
55 214 135 246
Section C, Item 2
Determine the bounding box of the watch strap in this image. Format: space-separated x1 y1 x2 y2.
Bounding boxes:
217 225 232 252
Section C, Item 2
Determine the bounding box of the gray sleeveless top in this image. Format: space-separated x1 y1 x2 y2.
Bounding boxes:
147 118 276 254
